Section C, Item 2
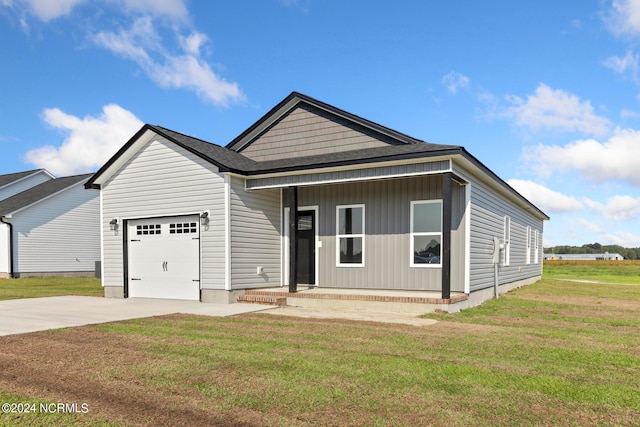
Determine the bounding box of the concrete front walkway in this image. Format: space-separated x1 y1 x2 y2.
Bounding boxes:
0 296 276 336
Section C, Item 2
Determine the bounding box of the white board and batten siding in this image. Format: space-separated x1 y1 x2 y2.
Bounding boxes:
229 176 281 289
100 136 226 291
0 171 52 201
465 174 544 293
10 183 99 274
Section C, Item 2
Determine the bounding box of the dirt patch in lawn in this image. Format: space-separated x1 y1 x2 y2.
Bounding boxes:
0 324 267 426
0 312 637 427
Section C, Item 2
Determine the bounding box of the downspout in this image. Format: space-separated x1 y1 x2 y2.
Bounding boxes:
1 216 14 278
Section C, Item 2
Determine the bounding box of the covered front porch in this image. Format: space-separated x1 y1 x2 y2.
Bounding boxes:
247 164 469 300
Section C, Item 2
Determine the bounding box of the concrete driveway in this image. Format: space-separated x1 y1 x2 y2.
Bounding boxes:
0 296 275 336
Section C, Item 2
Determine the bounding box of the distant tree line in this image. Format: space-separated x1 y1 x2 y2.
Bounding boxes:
544 243 640 260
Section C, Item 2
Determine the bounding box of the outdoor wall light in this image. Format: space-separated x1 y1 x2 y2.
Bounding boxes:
200 210 210 226
109 217 119 231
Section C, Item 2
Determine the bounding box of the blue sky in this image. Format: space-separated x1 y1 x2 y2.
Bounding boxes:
1 0 640 248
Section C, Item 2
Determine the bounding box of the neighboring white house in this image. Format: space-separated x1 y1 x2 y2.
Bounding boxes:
0 169 54 201
86 92 549 306
0 173 100 278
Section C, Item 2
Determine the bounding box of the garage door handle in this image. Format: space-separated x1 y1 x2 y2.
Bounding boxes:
131 278 141 281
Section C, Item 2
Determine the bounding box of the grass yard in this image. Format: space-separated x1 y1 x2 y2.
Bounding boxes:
0 265 638 426
0 277 103 300
544 259 640 284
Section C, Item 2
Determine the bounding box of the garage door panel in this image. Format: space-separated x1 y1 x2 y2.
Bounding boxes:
127 215 200 300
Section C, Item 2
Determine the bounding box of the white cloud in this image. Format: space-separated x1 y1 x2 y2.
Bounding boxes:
15 0 188 22
525 127 640 186
583 195 640 221
23 104 143 175
599 230 640 247
604 50 639 75
22 0 87 21
505 84 611 136
606 0 640 36
441 71 470 95
575 218 604 234
507 179 583 214
94 18 244 106
112 0 188 21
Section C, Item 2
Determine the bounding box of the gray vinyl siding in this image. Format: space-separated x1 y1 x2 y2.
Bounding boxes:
11 183 99 273
0 172 52 201
101 137 226 290
239 104 398 161
467 176 544 292
229 176 281 289
246 161 450 189
284 175 466 291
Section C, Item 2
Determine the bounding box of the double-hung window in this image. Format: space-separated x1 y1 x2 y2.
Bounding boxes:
504 216 511 266
526 226 531 265
336 205 364 267
410 200 442 267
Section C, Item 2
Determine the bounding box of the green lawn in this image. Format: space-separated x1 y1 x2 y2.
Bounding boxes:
543 260 640 284
1 267 639 426
0 277 103 300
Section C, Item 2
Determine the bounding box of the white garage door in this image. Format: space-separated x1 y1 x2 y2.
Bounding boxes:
127 215 200 300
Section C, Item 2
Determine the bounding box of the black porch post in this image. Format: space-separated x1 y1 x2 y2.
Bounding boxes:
288 186 298 293
442 172 452 300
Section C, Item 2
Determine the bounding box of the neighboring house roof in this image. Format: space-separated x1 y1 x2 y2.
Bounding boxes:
0 174 93 217
0 169 54 190
85 92 549 221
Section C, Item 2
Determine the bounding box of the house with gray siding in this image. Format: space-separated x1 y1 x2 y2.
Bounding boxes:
86 92 548 308
0 173 100 278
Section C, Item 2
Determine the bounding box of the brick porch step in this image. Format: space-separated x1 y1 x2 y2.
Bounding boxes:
237 294 287 306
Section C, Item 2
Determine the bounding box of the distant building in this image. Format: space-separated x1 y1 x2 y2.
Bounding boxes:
544 253 624 261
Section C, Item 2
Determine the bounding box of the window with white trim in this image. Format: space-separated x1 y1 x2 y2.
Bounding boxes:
336 205 364 266
410 200 442 267
526 226 531 265
504 216 511 266
534 229 539 264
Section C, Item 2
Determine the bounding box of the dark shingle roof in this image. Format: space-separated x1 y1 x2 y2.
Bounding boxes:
151 126 259 172
0 174 92 216
0 169 44 189
150 125 460 175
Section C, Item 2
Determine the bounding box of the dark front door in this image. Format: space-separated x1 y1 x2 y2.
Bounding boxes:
296 210 315 285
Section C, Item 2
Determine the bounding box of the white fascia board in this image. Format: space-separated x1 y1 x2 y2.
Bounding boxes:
0 169 55 191
90 129 157 187
245 156 455 190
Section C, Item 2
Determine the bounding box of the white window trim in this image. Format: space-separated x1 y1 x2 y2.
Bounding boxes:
336 204 365 267
525 226 531 265
504 216 511 266
410 200 442 268
534 229 539 264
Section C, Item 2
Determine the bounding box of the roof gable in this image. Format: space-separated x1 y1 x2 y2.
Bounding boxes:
0 174 92 217
0 169 54 190
226 92 431 155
